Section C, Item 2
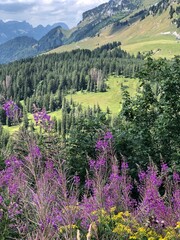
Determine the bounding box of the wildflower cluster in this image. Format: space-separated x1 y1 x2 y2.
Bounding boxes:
0 102 180 239
33 108 54 131
86 208 180 240
2 100 20 121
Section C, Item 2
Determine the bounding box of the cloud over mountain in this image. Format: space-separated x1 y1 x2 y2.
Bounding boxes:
0 0 108 27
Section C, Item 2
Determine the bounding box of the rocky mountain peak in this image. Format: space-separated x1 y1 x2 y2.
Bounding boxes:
82 0 141 21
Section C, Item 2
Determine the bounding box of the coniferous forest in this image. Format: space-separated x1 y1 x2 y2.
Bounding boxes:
0 41 180 239
0 42 143 114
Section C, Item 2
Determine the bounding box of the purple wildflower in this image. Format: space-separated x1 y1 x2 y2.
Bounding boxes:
161 163 169 173
89 159 96 169
45 160 54 171
121 161 128 170
173 172 180 182
8 202 21 218
96 140 108 150
8 183 18 196
5 156 23 168
89 158 106 170
138 171 146 182
96 158 106 168
30 145 41 159
73 175 80 184
33 108 54 131
5 159 11 167
104 131 113 140
172 189 180 220
85 179 93 189
109 172 121 181
3 100 20 120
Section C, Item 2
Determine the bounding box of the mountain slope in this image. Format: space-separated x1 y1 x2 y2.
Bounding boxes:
37 26 67 52
0 20 69 44
49 0 180 59
0 36 37 63
82 0 141 21
66 0 142 43
0 27 66 64
0 0 179 64
66 0 166 44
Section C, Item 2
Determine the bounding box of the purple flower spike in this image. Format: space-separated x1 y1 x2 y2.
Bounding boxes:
138 171 146 182
30 145 41 159
3 100 20 120
85 179 93 189
173 172 180 182
33 108 54 131
96 140 108 150
121 161 128 170
104 131 113 140
73 175 80 185
161 163 169 173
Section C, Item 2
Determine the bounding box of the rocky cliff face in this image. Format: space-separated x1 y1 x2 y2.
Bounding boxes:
82 0 141 21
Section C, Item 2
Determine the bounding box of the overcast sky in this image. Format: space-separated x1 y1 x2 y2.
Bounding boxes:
0 0 108 28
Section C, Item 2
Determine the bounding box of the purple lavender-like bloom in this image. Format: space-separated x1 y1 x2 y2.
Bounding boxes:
109 172 121 181
89 158 106 170
89 159 96 169
5 159 11 167
151 172 162 187
3 100 20 120
138 171 146 182
146 166 162 187
73 175 80 184
8 202 21 218
173 172 180 182
33 108 54 131
30 145 41 159
121 161 128 170
104 131 113 140
8 183 18 196
95 132 113 152
85 179 93 189
96 158 106 169
5 156 23 168
172 189 180 220
96 140 108 150
142 187 168 221
45 160 54 170
161 163 169 173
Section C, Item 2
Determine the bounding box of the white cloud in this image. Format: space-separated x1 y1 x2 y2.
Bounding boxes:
0 0 108 27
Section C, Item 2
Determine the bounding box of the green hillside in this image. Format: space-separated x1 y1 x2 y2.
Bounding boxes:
66 76 139 114
49 3 180 59
3 76 139 133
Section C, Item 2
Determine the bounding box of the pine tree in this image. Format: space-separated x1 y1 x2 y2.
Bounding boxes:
22 105 29 129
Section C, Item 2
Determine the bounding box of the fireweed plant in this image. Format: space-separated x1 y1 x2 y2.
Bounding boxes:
33 107 54 132
2 100 21 123
0 101 180 239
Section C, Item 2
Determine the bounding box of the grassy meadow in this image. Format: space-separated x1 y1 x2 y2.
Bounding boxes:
48 6 180 59
3 76 139 133
66 76 139 115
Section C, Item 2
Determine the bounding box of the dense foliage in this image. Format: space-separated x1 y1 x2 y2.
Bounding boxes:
114 56 180 172
0 43 143 119
0 112 179 239
0 46 179 239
